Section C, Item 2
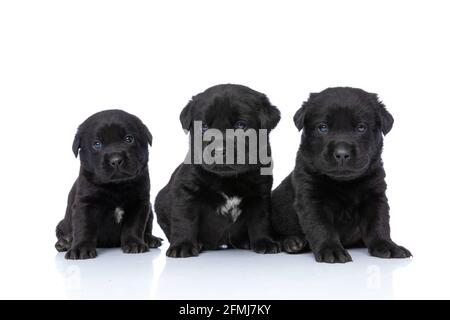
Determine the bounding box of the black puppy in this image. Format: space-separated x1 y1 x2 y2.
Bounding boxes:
271 87 411 263
155 84 281 258
55 110 161 259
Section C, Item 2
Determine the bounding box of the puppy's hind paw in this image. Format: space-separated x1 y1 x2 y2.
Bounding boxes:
314 245 352 263
65 247 97 260
282 235 307 254
145 234 163 248
166 241 200 258
122 242 149 254
369 240 412 259
251 238 281 254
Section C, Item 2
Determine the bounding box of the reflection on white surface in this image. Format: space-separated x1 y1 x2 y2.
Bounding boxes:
54 248 163 299
54 244 411 299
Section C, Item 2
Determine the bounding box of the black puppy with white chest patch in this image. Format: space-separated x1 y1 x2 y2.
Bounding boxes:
55 110 161 259
155 84 281 258
271 87 411 263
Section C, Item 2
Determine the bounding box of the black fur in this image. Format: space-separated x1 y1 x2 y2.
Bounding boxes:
155 84 281 258
55 110 161 259
271 87 411 263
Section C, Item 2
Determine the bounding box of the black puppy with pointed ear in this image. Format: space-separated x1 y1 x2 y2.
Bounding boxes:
155 84 282 258
55 109 161 259
271 87 411 263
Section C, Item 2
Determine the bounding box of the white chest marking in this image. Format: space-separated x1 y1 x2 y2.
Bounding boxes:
217 193 242 223
114 207 125 224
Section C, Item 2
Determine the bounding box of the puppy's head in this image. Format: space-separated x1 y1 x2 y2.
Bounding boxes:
72 110 152 184
180 84 280 176
294 87 393 181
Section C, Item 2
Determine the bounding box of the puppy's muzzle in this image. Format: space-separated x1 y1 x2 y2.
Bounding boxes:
106 153 125 168
326 141 355 168
333 143 351 167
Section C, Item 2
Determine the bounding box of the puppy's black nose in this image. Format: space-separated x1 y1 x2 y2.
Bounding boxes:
109 155 124 167
334 147 350 163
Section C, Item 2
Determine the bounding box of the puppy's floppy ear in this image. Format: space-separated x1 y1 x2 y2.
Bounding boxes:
373 94 394 135
378 102 394 135
141 123 153 146
294 93 316 131
293 107 305 131
180 99 194 132
259 95 281 130
72 132 81 158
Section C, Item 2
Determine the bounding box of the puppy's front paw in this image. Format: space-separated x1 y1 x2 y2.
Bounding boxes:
251 238 281 254
145 235 163 248
65 247 97 260
55 235 72 252
282 235 307 254
166 241 200 258
122 242 149 254
314 245 352 263
369 240 412 258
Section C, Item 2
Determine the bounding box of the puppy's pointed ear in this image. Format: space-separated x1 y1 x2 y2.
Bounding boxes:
180 99 194 133
373 95 394 135
72 132 81 158
259 95 281 130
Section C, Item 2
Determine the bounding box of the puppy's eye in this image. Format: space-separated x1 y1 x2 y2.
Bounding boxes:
92 140 103 151
234 120 248 130
356 123 367 133
202 123 209 133
317 123 329 134
124 134 135 144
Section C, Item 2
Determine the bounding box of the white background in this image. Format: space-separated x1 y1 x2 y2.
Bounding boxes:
0 0 449 299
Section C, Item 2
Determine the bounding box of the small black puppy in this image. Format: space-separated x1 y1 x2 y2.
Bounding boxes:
55 110 161 259
155 84 281 258
271 87 411 263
